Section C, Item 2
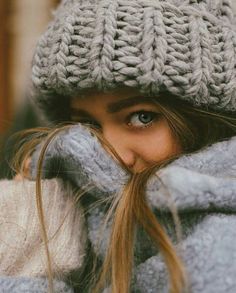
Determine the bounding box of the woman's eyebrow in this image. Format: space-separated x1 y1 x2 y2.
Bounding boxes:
71 109 92 117
107 96 155 113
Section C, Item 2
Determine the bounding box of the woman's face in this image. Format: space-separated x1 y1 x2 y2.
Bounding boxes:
71 87 182 173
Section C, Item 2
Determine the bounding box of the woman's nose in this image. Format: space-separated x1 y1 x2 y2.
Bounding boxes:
102 128 136 169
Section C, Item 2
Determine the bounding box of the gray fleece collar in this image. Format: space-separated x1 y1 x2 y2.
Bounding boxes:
31 124 236 213
30 125 236 292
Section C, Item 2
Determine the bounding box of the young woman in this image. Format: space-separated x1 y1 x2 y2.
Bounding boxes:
1 0 236 292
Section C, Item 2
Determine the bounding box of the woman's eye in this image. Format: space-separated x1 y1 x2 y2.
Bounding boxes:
127 111 159 128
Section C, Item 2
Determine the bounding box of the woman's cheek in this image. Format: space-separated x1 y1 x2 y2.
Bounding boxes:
136 126 181 164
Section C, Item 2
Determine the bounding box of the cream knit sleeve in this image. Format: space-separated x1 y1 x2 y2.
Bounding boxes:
0 178 87 278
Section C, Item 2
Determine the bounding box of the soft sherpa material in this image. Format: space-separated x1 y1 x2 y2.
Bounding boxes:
0 178 86 292
31 0 236 122
0 178 86 278
29 124 236 292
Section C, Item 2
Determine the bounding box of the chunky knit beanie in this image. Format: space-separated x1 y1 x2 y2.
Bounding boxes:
31 0 236 122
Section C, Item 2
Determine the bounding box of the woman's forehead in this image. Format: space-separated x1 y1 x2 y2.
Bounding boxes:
76 87 141 99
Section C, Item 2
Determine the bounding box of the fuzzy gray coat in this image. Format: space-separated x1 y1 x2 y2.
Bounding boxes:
2 124 236 292
32 124 236 292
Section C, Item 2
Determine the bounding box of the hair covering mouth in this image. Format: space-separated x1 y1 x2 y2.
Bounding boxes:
31 0 236 122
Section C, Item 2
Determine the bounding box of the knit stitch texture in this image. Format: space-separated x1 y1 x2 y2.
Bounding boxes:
31 0 236 122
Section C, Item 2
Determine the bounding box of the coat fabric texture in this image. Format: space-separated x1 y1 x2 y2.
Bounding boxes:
0 126 236 292
21 124 236 292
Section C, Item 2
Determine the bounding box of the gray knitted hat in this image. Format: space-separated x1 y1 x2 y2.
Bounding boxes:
31 0 236 122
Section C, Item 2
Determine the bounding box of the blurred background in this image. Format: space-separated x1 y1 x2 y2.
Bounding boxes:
0 0 60 134
0 0 60 178
0 1 236 178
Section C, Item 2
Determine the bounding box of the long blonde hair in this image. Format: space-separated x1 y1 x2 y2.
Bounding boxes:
12 94 236 293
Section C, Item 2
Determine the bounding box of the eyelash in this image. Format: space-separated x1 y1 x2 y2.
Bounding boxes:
126 110 160 129
73 110 160 130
